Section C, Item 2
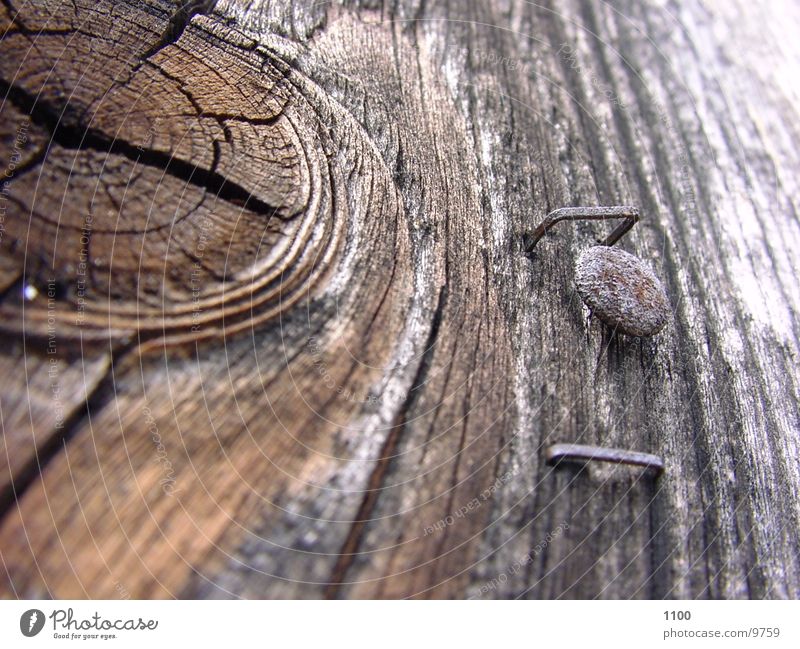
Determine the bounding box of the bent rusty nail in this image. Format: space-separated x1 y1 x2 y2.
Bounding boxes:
525 205 640 252
545 443 664 475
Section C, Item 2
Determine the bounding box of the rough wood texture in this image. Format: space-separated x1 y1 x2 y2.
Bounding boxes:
1 0 799 599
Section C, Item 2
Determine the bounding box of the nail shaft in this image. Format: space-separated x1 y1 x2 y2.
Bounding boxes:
525 205 640 252
545 443 664 475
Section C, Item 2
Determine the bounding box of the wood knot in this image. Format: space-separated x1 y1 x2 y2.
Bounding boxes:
0 5 344 351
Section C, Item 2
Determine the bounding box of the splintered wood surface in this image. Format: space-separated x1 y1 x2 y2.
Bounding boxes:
1 0 799 598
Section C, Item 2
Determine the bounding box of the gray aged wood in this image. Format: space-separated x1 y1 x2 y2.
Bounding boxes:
0 0 799 599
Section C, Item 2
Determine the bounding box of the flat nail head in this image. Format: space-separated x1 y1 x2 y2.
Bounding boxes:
575 246 670 337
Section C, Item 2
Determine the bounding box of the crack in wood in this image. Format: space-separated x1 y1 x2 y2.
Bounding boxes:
139 0 219 62
325 285 448 598
0 77 288 221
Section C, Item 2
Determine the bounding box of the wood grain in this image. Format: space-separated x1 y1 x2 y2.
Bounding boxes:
1 0 799 599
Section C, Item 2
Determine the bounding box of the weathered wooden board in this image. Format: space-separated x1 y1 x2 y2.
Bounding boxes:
1 0 799 599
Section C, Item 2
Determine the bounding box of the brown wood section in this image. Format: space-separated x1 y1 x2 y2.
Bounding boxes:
1 0 799 598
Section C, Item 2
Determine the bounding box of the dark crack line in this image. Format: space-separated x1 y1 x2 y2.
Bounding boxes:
1 0 25 33
0 343 134 519
138 0 219 62
0 77 287 220
324 285 449 599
